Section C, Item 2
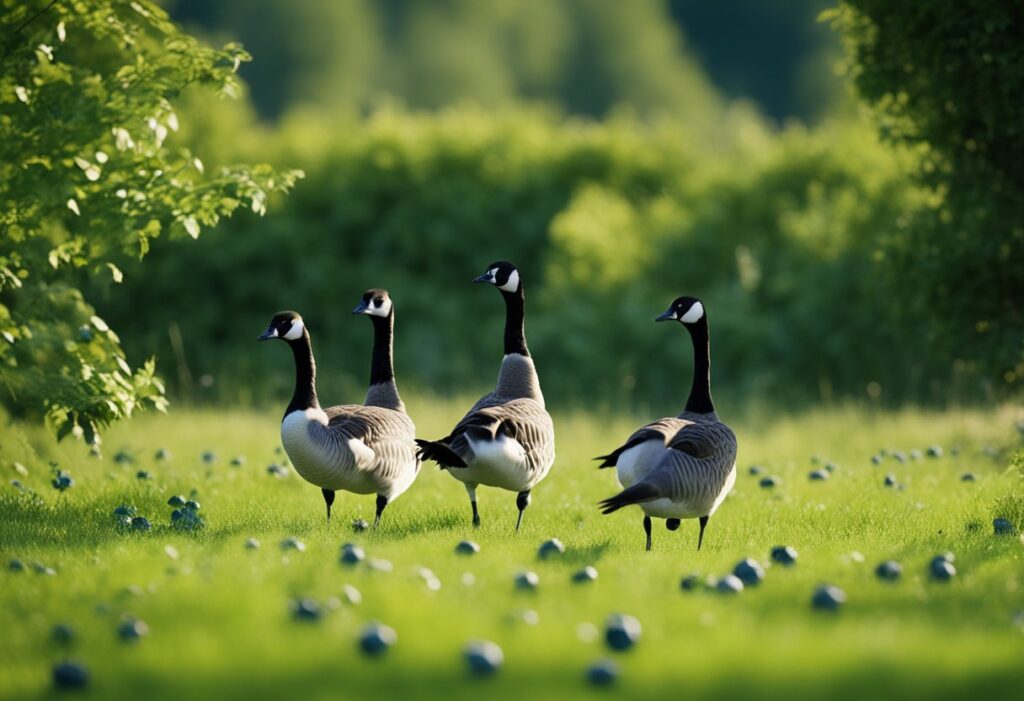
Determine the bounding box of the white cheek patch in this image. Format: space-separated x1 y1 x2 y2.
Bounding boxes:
679 301 704 324
498 269 519 292
283 319 304 340
367 298 392 317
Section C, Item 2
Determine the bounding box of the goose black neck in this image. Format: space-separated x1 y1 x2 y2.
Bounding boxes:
286 331 319 415
685 318 715 414
369 312 395 385
500 286 529 357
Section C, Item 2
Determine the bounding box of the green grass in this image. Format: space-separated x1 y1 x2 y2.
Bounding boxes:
1 399 1023 700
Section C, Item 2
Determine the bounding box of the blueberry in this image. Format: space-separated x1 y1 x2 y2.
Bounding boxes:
586 659 619 687
114 450 134 465
130 516 151 531
926 445 943 458
604 613 642 651
930 557 956 581
537 538 565 559
154 448 170 461
455 540 480 556
9 559 24 572
993 518 1016 535
824 462 838 473
770 545 798 566
51 470 74 491
184 500 200 511
167 495 186 507
875 560 902 581
716 574 744 594
893 451 907 463
871 455 882 465
572 566 598 583
52 623 76 645
135 470 151 481
351 519 369 532
292 598 321 622
244 537 260 550
514 571 539 590
230 455 245 467
809 469 829 481
32 561 57 575
281 537 306 552
909 449 923 461
748 465 763 475
679 574 701 591
172 508 204 531
53 660 89 690
201 451 216 464
884 474 897 487
732 559 765 586
464 640 503 676
359 622 397 656
339 543 364 565
811 584 846 611
759 476 778 488
267 464 288 478
961 473 976 483
117 617 149 642
113 504 135 517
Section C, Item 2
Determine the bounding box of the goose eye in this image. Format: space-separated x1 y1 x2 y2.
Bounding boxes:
373 298 383 307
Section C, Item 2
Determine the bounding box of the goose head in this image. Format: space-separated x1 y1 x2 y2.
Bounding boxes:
258 311 305 341
656 296 705 325
352 288 393 317
473 261 520 293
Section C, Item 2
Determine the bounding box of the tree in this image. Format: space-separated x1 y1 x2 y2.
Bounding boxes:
0 0 302 444
827 1 1024 395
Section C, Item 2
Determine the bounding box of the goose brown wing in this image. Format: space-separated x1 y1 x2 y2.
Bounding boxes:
594 417 692 468
638 420 737 503
323 404 417 475
447 398 554 474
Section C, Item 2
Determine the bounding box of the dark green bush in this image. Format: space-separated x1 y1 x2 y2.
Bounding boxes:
91 108 968 414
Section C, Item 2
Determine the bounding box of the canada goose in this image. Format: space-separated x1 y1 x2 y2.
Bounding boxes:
415 262 555 530
596 297 737 551
258 289 419 525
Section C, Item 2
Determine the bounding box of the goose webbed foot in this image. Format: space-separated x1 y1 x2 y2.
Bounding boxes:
515 490 531 531
322 489 336 522
697 515 709 551
644 515 652 551
374 494 389 528
471 501 481 528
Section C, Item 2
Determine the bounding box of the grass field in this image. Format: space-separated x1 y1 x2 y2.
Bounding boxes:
2 399 1023 700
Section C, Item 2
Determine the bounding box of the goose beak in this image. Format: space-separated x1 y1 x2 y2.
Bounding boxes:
258 327 276 341
655 309 676 322
351 300 369 315
473 273 494 284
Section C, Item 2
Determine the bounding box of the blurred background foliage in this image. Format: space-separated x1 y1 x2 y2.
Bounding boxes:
4 0 1022 435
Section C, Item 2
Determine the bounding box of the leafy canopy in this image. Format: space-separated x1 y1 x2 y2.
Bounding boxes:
0 0 302 443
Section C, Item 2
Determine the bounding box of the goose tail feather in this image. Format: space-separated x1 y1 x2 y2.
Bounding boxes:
598 482 661 515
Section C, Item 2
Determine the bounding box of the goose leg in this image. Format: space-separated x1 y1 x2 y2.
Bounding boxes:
697 515 709 551
373 494 389 528
643 515 652 551
465 483 480 528
515 491 531 531
321 489 336 522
